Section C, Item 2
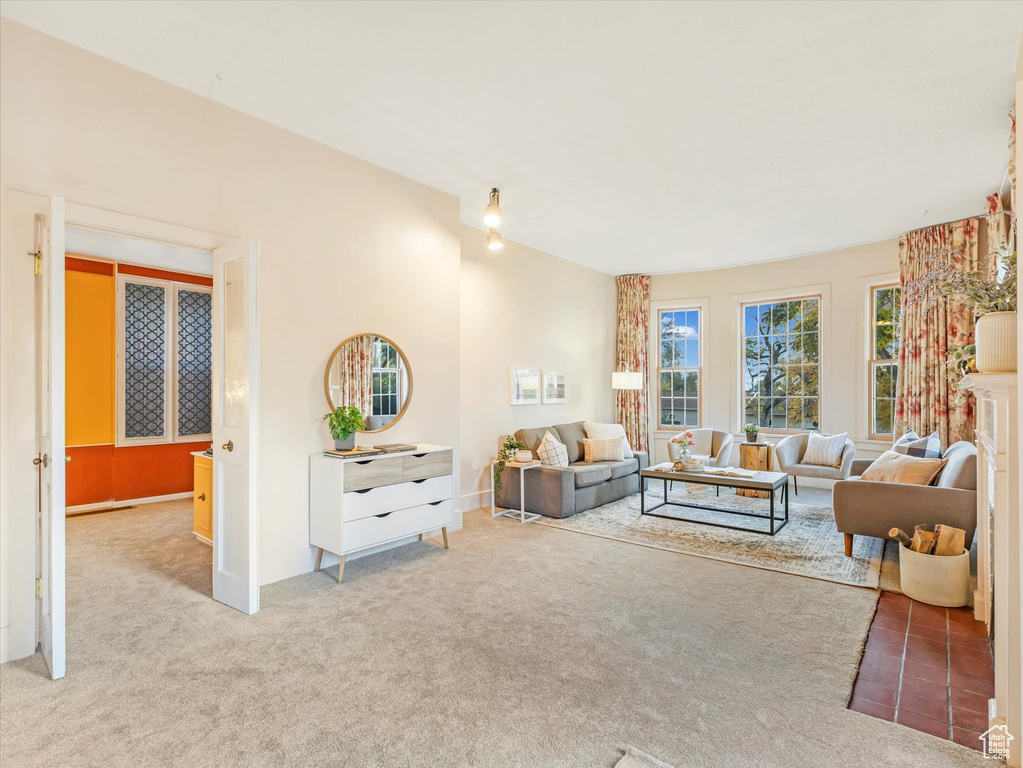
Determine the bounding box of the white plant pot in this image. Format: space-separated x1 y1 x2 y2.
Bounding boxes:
974 311 1017 373
898 545 971 607
514 449 533 463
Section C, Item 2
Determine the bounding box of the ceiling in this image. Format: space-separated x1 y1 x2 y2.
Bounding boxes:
3 1 1021 274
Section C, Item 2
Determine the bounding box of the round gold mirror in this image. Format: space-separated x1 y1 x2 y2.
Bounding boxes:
324 334 412 432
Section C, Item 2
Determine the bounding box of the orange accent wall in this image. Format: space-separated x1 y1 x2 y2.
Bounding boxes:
118 263 212 286
66 263 116 446
66 445 114 507
113 442 209 501
65 255 211 507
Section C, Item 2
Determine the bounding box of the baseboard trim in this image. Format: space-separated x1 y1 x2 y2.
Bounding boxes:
260 508 464 586
0 626 10 664
67 491 191 515
460 489 489 513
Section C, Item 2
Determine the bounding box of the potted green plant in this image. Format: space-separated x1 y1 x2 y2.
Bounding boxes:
323 405 365 451
493 436 527 495
942 247 1017 373
743 424 760 444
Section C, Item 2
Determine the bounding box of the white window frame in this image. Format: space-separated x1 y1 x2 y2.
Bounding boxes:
654 304 704 431
649 298 709 438
116 274 213 446
733 284 829 436
866 276 901 442
371 337 403 418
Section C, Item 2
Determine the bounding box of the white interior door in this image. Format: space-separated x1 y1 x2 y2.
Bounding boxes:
211 240 260 614
36 196 66 679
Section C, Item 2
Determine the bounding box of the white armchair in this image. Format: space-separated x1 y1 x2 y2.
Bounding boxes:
667 428 734 467
774 433 855 494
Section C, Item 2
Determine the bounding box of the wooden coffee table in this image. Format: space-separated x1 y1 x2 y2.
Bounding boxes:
640 463 790 536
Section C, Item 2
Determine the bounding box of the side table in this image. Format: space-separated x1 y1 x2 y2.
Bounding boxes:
490 459 542 524
737 441 773 499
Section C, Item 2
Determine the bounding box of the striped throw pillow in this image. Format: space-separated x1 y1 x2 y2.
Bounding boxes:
893 430 942 459
537 430 569 468
583 437 625 462
801 432 848 468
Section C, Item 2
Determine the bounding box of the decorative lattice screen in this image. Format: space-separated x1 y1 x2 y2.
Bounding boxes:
177 289 212 436
124 282 166 438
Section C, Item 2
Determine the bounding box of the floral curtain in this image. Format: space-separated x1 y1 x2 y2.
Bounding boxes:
894 219 979 447
335 334 374 416
614 275 650 452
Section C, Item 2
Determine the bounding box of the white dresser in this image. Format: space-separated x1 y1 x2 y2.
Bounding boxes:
309 444 453 582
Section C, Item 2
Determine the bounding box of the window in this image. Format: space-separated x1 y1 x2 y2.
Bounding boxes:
657 308 701 429
742 296 820 431
870 284 901 438
119 276 212 443
371 337 402 418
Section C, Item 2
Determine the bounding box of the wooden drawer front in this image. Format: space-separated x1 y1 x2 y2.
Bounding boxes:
193 459 213 541
343 457 403 492
343 475 452 522
342 499 452 553
402 451 452 482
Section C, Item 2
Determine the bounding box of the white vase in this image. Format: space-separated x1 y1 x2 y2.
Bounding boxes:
974 311 1017 373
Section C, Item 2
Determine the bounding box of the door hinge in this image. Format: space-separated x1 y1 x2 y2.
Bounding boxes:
35 579 42 599
29 249 41 276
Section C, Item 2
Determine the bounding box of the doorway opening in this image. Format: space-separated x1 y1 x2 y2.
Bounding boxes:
7 191 261 680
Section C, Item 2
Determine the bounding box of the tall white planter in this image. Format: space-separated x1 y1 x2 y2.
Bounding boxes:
974 311 1017 373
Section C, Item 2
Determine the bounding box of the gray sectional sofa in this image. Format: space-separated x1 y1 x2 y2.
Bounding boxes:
495 421 649 518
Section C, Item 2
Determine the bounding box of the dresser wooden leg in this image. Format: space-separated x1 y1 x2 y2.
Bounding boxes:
315 548 323 572
844 533 853 558
336 555 346 584
441 526 449 550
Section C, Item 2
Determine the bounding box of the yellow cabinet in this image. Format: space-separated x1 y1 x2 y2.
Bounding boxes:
192 453 213 544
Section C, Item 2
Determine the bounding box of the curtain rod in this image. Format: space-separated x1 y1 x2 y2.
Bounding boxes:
902 209 1013 237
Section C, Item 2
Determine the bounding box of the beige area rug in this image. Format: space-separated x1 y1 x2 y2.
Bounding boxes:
535 486 884 589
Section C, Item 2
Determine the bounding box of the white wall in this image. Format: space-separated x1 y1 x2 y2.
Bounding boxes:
459 225 617 510
649 238 903 467
0 19 462 658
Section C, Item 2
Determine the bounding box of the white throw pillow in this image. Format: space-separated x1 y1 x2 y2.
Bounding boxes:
801 432 848 468
893 430 942 459
583 437 625 462
537 430 569 468
582 422 634 458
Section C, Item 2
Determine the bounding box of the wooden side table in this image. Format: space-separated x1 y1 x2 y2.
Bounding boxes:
737 442 773 498
490 459 542 524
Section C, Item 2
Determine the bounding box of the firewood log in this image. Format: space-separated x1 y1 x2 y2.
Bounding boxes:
933 524 966 556
910 530 936 554
888 528 913 547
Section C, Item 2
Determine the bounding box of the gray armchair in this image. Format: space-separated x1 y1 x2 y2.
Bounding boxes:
833 441 977 557
774 433 855 494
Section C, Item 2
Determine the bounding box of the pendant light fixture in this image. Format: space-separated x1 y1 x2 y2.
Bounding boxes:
483 188 502 228
487 228 504 250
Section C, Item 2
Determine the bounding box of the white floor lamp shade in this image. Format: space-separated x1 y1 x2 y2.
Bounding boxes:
612 371 643 390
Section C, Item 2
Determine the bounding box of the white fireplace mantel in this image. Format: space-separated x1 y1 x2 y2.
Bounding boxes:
961 373 1019 765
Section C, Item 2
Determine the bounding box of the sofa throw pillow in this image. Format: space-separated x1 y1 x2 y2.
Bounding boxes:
583 437 625 463
537 430 569 468
582 422 634 458
860 450 947 486
893 430 942 458
801 432 848 468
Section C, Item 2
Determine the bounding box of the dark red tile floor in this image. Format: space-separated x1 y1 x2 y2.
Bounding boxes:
848 591 994 750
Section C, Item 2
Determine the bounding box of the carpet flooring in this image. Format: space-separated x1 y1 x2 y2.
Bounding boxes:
0 499 988 767
535 485 883 588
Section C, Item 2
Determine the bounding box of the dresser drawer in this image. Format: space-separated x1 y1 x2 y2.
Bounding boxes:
342 475 452 522
402 451 452 482
343 457 403 492
342 499 452 553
